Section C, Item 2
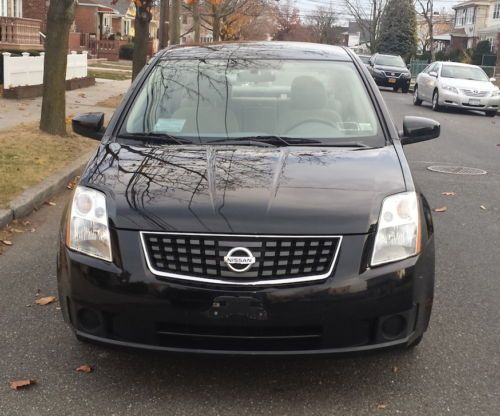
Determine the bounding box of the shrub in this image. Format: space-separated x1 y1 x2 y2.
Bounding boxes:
119 43 134 60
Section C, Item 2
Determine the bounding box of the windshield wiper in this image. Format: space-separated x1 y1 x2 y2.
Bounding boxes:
208 136 322 147
305 142 375 149
119 133 195 145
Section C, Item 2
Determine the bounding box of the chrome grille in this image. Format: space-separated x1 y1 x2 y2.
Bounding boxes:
383 71 401 78
460 89 489 97
141 232 342 286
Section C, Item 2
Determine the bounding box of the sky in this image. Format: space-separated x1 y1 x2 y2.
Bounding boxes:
296 0 459 23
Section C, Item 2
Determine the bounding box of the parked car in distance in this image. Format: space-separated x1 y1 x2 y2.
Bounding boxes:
368 53 412 93
414 61 499 117
62 42 440 355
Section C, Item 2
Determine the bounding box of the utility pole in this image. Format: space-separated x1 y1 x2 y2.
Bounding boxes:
169 0 181 45
159 0 170 49
429 0 435 62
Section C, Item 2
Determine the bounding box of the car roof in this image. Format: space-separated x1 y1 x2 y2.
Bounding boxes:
436 61 481 68
158 41 352 62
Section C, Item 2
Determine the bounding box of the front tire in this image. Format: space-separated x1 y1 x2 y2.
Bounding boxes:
432 90 441 112
393 86 399 93
485 111 497 117
413 85 423 106
402 85 410 94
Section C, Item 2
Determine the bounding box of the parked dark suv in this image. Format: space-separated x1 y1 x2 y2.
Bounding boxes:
369 53 412 93
59 42 439 355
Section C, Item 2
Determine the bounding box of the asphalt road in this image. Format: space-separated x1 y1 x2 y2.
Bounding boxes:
1 91 499 415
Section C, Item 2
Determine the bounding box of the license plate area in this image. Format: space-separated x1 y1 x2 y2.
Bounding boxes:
469 98 481 106
388 78 397 84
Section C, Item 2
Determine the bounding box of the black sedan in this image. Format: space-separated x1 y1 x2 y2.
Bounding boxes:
59 42 439 355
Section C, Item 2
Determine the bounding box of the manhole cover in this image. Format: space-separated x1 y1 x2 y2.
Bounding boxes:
427 166 487 175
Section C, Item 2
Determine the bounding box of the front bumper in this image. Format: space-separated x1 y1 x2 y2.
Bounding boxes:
57 231 435 355
372 73 411 89
439 89 500 112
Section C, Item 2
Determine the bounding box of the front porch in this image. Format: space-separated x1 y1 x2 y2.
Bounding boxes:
0 16 44 51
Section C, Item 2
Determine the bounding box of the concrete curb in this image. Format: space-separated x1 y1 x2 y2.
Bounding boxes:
0 150 95 229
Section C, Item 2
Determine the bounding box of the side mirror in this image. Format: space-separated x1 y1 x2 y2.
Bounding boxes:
490 77 496 83
407 64 411 69
429 71 438 78
400 116 440 145
369 60 374 67
72 112 105 141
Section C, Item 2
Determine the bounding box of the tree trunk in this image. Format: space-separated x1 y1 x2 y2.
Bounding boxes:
212 7 220 42
169 0 180 45
193 1 200 43
132 8 151 80
159 0 169 49
39 0 75 136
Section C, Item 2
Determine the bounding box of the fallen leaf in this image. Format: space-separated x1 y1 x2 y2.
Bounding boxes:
392 366 399 373
1 240 13 246
78 93 86 98
45 201 56 206
376 403 387 410
441 192 456 196
21 220 31 226
35 296 56 306
9 379 36 390
480 205 487 210
433 207 447 213
11 228 24 233
76 364 93 373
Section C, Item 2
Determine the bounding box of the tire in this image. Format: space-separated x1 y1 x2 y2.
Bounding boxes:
393 86 399 93
432 90 441 112
402 85 410 94
413 85 422 106
485 111 497 117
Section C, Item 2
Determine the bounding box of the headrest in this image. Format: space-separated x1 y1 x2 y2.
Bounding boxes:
290 76 326 110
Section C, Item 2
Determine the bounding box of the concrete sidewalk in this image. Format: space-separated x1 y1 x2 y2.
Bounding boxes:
0 78 131 131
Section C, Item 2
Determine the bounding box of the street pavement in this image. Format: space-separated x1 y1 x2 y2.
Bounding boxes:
0 90 499 415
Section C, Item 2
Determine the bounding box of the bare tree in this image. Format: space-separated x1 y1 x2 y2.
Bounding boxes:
39 0 76 135
306 5 342 45
416 0 434 62
344 0 387 53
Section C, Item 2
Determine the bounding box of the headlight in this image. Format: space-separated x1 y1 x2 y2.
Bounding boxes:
442 85 459 94
402 72 412 78
491 89 500 97
66 186 112 262
371 192 421 267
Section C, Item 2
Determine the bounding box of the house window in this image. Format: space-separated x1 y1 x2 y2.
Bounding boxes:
456 9 466 27
0 0 6 17
493 3 500 19
13 0 22 17
465 7 474 24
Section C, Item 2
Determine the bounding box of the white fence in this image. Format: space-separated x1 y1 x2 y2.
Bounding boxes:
2 51 88 89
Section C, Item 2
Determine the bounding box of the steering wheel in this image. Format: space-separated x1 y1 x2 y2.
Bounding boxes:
284 119 339 135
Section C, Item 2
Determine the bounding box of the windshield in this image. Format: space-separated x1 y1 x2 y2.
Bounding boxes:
122 59 382 146
441 65 489 81
374 55 406 68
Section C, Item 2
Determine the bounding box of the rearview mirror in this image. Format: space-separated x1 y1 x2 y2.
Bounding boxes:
72 112 105 141
490 77 497 83
400 116 440 145
429 71 438 78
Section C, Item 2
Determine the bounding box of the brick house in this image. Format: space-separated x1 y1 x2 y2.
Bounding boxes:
451 1 494 49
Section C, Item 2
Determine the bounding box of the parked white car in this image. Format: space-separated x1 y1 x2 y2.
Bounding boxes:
414 62 500 117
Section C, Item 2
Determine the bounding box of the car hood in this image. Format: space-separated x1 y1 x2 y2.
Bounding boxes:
439 77 496 91
374 65 410 74
81 144 406 235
